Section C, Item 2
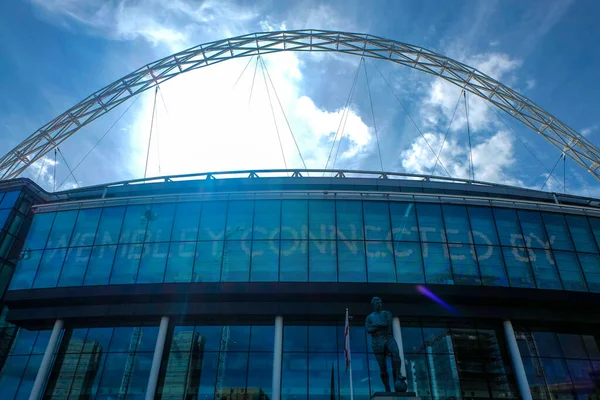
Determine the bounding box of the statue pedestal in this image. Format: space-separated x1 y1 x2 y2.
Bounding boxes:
372 392 418 400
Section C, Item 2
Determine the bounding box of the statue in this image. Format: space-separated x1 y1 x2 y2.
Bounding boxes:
365 297 407 393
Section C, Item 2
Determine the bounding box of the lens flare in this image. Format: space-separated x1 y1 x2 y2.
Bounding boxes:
416 285 457 314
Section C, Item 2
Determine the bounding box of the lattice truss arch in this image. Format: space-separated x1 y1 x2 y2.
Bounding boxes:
1 29 599 181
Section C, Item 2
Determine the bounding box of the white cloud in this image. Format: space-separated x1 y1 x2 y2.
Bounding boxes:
25 156 79 191
489 40 500 47
525 79 536 90
581 124 598 137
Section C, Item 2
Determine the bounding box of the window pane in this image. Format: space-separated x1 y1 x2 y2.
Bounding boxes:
58 246 91 287
493 208 523 247
146 203 175 242
46 211 78 249
442 205 471 244
198 201 227 241
171 202 201 242
194 241 222 282
566 215 598 253
518 210 549 249
308 352 338 397
476 245 508 287
23 212 55 250
529 248 561 290
10 250 43 290
366 241 395 282
217 352 248 393
308 200 335 242
557 334 588 358
250 240 279 281
390 202 418 241
565 359 595 398
364 201 391 240
0 209 9 230
226 200 254 240
578 253 600 293
0 355 28 398
0 191 20 209
308 326 337 352
247 352 273 397
423 243 452 284
196 352 219 398
136 242 168 283
282 200 307 240
32 248 66 288
95 207 125 245
70 208 101 247
15 354 43 399
96 352 129 396
282 352 307 399
394 242 425 283
309 240 337 282
83 245 116 286
119 205 149 244
164 242 195 283
554 251 587 292
110 244 142 284
250 326 274 352
502 247 535 288
338 241 366 282
254 200 281 240
468 206 499 245
280 240 307 282
336 200 363 240
284 326 307 352
416 203 444 243
449 244 480 285
542 213 574 251
221 241 250 282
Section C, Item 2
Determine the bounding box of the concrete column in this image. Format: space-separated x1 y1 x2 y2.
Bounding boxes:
392 317 407 377
503 320 532 400
272 316 284 400
29 319 64 400
145 316 170 400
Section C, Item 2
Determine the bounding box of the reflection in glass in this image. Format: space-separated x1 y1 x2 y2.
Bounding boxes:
9 249 43 290
194 241 223 282
468 206 499 245
281 200 307 240
58 246 91 287
198 202 227 241
448 244 480 285
336 200 364 241
146 202 176 243
32 248 67 288
518 210 549 250
565 215 598 254
338 241 366 282
394 242 425 283
390 202 419 242
502 247 535 288
366 241 395 282
309 200 335 242
578 253 600 293
46 211 78 249
226 201 254 240
221 241 250 282
442 205 472 244
171 201 202 242
280 240 308 282
416 204 444 243
554 251 587 292
476 245 508 287
164 242 195 283
119 205 149 244
309 240 336 282
254 200 281 241
110 244 143 284
70 208 101 247
542 213 574 251
529 248 561 290
83 245 117 286
136 242 168 283
423 243 452 284
95 207 126 245
363 201 391 241
250 240 279 281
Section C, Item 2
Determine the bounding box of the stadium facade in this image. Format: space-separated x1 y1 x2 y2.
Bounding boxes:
0 170 598 400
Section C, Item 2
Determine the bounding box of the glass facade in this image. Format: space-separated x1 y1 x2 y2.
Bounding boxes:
8 198 600 293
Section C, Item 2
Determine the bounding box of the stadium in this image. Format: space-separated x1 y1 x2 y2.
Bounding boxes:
0 30 599 400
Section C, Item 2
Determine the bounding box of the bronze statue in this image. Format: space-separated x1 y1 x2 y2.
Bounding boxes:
365 297 407 392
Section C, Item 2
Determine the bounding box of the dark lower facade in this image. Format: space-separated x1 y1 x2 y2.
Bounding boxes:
0 170 599 399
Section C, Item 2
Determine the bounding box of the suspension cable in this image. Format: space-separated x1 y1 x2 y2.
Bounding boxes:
232 56 255 90
563 153 566 194
363 58 384 172
155 92 161 175
369 60 452 177
259 57 308 170
248 57 260 105
35 156 47 185
464 92 474 181
540 153 564 191
57 94 141 190
432 88 464 175
56 147 80 189
325 59 362 172
144 87 159 179
259 56 288 169
53 148 57 192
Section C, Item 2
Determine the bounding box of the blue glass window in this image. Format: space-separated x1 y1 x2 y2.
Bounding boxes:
366 242 395 282
95 206 125 245
221 241 250 282
250 240 279 281
467 206 499 245
308 352 338 397
542 213 574 251
308 326 337 352
46 211 78 249
198 201 227 241
146 203 175 242
423 243 452 284
226 200 254 240
69 208 101 247
83 245 116 286
253 200 280 240
136 242 168 283
110 244 142 284
282 200 307 240
58 246 91 287
164 242 195 283
449 244 480 285
416 203 444 243
280 240 308 282
389 202 418 241
284 325 308 352
336 200 363 240
250 325 274 352
363 201 391 240
529 248 561 290
393 242 424 283
518 210 549 249
119 205 149 244
565 215 597 253
9 250 43 290
0 209 10 230
0 191 20 209
32 248 66 288
0 355 28 398
23 212 55 250
553 251 587 292
309 240 337 282
247 352 273 397
442 205 472 244
194 241 222 282
308 200 335 242
578 253 600 293
502 247 535 288
493 209 524 247
338 241 366 282
476 246 508 287
171 202 201 242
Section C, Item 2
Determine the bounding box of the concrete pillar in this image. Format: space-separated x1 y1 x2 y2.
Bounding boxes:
392 317 407 377
503 320 532 400
29 319 64 400
272 316 284 400
145 316 170 400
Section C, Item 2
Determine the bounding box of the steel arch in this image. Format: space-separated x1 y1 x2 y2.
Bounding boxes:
1 29 599 182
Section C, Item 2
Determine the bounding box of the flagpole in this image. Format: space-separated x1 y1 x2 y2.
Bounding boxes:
345 308 355 400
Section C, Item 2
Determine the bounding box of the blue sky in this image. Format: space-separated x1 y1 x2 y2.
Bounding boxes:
0 0 599 196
